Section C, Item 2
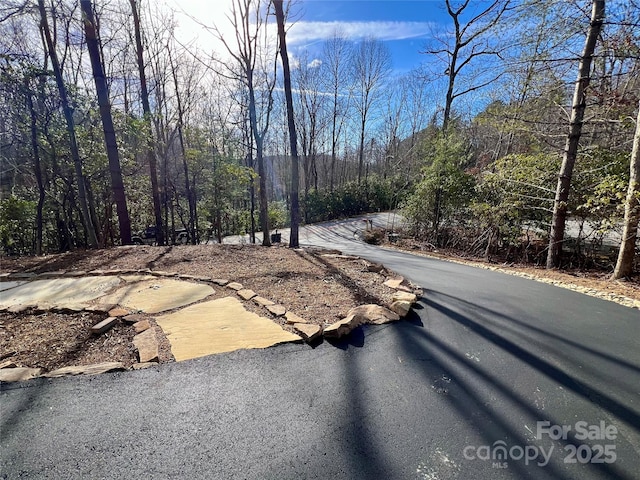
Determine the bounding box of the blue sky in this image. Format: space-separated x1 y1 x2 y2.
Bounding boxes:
287 0 452 73
170 0 455 75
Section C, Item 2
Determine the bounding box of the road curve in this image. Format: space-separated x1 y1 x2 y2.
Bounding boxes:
2 216 639 479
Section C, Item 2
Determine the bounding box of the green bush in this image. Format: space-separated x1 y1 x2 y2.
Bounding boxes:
302 175 409 224
0 195 35 255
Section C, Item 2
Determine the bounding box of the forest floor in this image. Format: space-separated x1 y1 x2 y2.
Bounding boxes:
1 240 638 375
0 244 397 373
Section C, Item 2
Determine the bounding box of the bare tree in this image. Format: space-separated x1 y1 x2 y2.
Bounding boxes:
37 0 98 247
81 0 131 245
166 42 198 244
129 0 164 246
612 100 640 279
546 0 605 269
427 0 511 131
294 51 326 196
213 0 276 246
322 31 351 191
273 0 299 247
23 78 45 254
352 37 391 183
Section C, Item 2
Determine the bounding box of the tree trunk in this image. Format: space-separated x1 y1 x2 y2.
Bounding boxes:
26 88 45 255
81 0 131 245
246 68 270 247
38 0 97 248
168 48 196 244
255 135 271 246
358 116 366 183
274 0 300 247
129 0 164 246
546 0 605 269
612 100 640 279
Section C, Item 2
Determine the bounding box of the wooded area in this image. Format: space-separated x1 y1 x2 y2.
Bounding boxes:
0 0 638 276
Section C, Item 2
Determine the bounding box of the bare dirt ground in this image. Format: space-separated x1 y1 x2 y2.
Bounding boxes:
0 245 397 373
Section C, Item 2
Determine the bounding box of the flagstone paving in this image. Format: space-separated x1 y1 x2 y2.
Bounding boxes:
0 281 26 292
99 276 215 314
155 297 302 361
1 263 410 377
1 273 304 370
0 276 122 307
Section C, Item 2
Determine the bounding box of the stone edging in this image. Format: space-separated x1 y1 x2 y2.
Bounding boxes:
0 253 420 382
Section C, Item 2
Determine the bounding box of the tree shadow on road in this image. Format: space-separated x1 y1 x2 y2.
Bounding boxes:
389 291 638 479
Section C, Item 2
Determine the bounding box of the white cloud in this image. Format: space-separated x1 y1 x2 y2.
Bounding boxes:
288 53 301 69
286 21 434 46
307 58 323 68
166 3 434 64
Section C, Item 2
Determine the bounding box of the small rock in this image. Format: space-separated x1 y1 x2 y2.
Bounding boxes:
0 367 42 382
152 271 178 277
324 315 361 338
65 271 87 277
91 317 118 334
293 323 323 342
8 273 36 279
226 282 243 291
395 284 413 293
383 277 405 289
35 302 55 312
366 262 385 273
177 274 199 280
132 362 156 370
346 304 400 325
86 303 117 313
108 307 130 317
212 279 229 286
237 289 257 300
392 291 417 304
55 303 86 313
390 300 412 317
103 269 124 275
44 362 125 378
133 329 159 363
133 320 151 333
266 304 286 317
38 271 66 278
122 314 146 324
285 311 308 324
7 305 29 314
193 275 213 282
253 296 275 307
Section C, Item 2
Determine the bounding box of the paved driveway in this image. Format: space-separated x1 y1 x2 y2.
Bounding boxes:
2 216 639 479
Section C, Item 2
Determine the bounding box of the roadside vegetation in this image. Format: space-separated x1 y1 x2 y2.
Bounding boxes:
0 0 638 278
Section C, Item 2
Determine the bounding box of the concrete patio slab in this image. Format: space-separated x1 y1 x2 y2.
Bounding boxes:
156 297 302 361
0 276 122 307
100 278 214 314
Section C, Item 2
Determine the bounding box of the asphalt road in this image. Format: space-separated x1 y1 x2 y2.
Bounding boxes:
2 216 639 479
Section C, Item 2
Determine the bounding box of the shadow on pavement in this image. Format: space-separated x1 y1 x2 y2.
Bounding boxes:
390 292 638 479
